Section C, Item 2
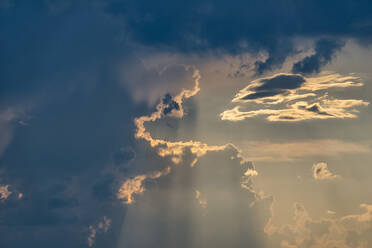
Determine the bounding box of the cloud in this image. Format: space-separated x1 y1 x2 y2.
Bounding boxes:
118 60 200 106
118 63 274 247
222 98 369 122
87 216 112 247
266 202 372 248
238 74 305 101
237 139 370 162
117 166 171 204
134 65 229 165
105 1 372 74
221 73 369 122
312 162 340 180
0 185 11 200
231 73 364 105
292 39 345 75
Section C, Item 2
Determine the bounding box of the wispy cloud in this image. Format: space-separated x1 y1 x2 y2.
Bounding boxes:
238 140 370 162
117 167 171 204
0 185 11 200
221 73 369 122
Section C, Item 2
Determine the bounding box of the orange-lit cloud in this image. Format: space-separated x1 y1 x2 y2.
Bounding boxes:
222 98 369 122
122 65 263 205
0 185 11 200
312 162 340 180
117 167 171 204
232 73 364 105
134 66 229 165
222 73 369 122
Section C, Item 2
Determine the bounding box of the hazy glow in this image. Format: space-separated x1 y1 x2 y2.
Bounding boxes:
238 139 370 162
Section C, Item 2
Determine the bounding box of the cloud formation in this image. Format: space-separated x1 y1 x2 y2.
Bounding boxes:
134 65 229 165
312 162 340 180
117 166 171 204
0 185 11 200
221 73 369 122
106 1 372 74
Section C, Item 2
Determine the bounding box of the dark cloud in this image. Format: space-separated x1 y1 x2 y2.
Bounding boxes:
106 0 372 73
292 39 345 74
0 2 146 246
241 74 305 100
162 93 180 115
305 104 332 116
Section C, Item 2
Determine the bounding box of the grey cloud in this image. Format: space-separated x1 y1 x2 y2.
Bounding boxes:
106 1 372 74
292 38 345 75
241 74 305 100
162 93 180 115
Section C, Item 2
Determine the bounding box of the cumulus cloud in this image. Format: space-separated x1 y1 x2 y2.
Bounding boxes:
118 63 273 248
122 64 263 209
134 65 229 165
221 73 369 122
312 162 340 180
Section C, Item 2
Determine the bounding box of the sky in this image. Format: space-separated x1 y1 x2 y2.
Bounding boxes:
1 1 372 247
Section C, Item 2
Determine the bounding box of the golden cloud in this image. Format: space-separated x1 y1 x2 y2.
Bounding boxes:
222 73 369 122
